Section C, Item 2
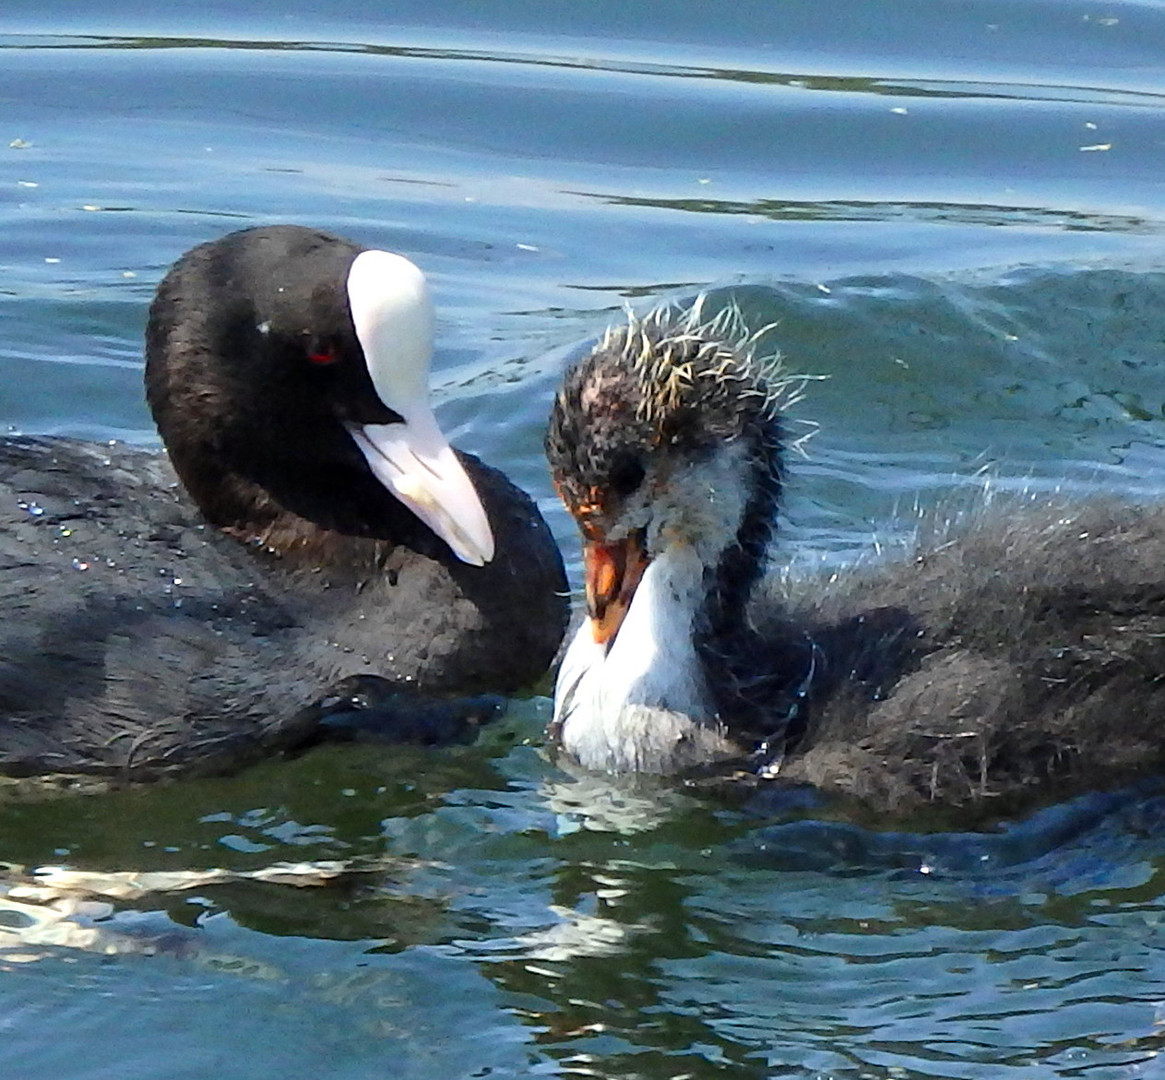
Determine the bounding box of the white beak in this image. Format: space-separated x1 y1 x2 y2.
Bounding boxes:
347 410 495 566
345 248 495 566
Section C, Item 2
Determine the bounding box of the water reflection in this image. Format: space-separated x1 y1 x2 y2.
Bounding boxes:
462 779 1165 1076
576 191 1156 233
3 2 1165 1074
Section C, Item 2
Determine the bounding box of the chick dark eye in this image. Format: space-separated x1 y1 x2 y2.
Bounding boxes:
609 454 645 499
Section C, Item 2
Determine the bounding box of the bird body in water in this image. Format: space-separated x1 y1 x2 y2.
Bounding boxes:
0 225 567 780
546 301 1165 813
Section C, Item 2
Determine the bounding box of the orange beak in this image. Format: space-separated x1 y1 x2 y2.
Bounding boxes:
583 532 649 646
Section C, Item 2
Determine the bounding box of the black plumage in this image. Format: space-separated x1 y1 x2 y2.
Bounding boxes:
0 226 567 779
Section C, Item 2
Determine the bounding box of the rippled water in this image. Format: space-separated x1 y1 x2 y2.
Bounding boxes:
3 1 1165 1077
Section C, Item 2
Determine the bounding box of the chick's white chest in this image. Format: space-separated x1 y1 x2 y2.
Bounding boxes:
553 544 732 774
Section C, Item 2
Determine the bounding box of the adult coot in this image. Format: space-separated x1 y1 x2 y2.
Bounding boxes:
0 226 568 779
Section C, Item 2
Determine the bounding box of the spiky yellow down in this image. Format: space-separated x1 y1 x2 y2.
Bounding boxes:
545 292 816 551
594 297 809 449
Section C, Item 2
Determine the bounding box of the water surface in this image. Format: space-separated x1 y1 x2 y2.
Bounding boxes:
2 2 1165 1077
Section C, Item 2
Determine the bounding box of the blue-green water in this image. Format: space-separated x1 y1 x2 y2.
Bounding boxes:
3 2 1165 1077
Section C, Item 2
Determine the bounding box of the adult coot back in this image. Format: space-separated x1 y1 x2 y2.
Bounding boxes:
0 225 568 779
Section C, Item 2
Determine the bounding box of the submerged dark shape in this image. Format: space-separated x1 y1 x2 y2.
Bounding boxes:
0 225 567 779
545 300 1165 813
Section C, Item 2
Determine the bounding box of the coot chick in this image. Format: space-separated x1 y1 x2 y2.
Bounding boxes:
0 225 567 779
545 301 1165 813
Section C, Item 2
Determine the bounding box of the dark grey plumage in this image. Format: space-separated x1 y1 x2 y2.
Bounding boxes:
0 226 568 780
547 301 1165 813
771 498 1165 811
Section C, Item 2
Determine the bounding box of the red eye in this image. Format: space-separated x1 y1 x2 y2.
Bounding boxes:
308 346 340 366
